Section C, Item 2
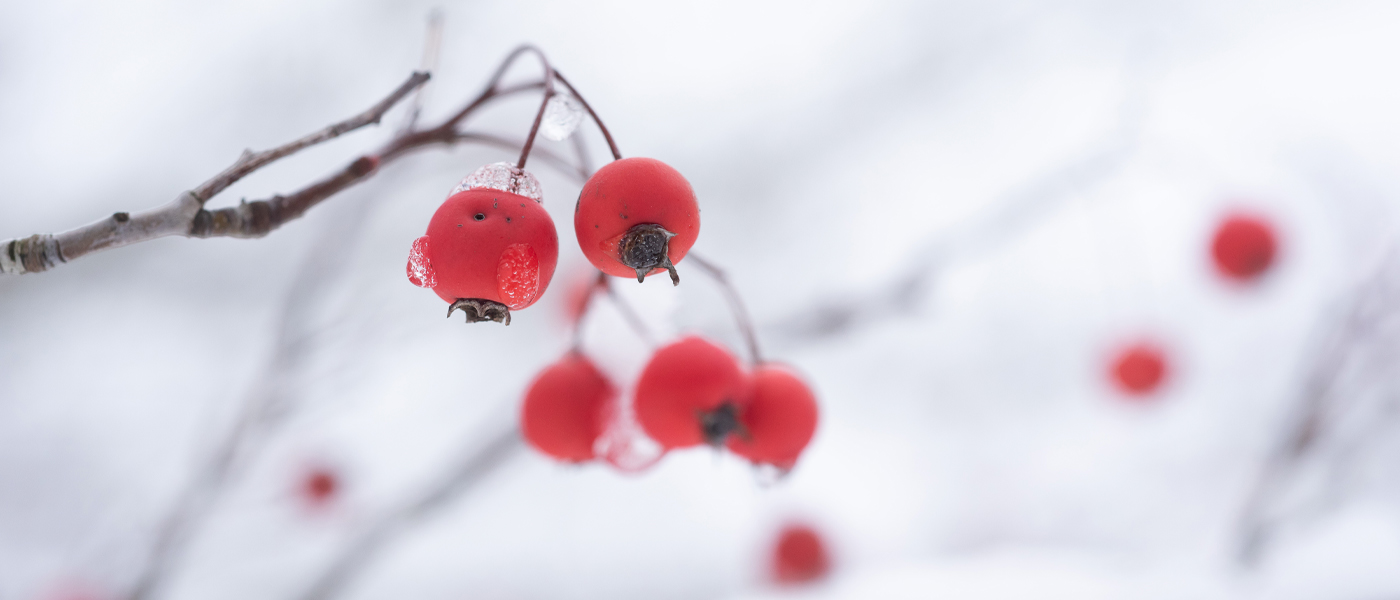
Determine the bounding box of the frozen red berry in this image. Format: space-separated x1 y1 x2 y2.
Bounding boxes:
634 336 747 449
1211 212 1277 282
521 353 615 462
574 157 700 284
727 365 818 469
770 524 831 585
300 466 340 506
408 163 559 325
1109 341 1169 397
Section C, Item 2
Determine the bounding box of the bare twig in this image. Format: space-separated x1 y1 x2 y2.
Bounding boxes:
688 252 764 365
298 425 525 600
1236 245 1400 565
401 9 444 133
1 71 429 275
3 43 613 276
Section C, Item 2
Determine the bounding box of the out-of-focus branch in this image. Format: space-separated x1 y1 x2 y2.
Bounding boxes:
688 253 764 365
1236 246 1400 565
0 71 429 275
298 425 525 600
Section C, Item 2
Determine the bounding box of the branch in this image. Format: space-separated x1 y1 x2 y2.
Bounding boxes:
688 253 764 365
1236 245 1400 565
298 425 524 600
0 72 428 275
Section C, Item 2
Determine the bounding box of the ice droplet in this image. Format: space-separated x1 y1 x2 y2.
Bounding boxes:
539 94 583 142
451 162 543 203
406 236 436 288
496 243 541 310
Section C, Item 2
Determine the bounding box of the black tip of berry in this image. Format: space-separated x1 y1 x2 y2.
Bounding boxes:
699 402 744 447
618 223 680 285
447 298 511 325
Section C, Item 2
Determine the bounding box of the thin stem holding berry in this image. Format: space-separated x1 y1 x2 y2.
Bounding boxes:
688 253 763 365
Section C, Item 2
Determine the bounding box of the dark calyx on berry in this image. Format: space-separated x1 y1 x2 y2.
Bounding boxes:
619 223 679 285
447 298 512 325
699 402 745 447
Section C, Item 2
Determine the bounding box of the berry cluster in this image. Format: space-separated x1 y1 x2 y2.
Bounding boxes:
401 60 818 474
521 336 819 471
406 157 698 325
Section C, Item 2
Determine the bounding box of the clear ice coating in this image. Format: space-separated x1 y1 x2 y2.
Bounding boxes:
406 235 436 288
451 162 543 203
539 94 584 142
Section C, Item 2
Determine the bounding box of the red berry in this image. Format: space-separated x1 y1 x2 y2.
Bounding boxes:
1211 213 1277 282
521 353 615 462
634 336 747 449
771 524 831 585
727 365 818 469
1109 342 1169 397
574 157 700 284
301 467 339 506
408 164 559 325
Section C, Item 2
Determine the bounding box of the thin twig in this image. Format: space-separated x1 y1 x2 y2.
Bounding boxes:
687 252 763 365
400 10 444 133
0 71 428 275
603 277 658 347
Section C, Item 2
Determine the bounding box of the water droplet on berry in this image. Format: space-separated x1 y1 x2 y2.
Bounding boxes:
452 162 543 203
539 94 584 141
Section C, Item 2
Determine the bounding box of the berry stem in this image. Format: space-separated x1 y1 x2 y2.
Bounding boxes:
687 253 764 365
570 271 656 351
603 276 657 346
552 70 623 161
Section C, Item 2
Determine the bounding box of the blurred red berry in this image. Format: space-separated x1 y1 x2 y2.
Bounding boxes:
771 524 831 585
1110 342 1168 397
301 467 339 506
727 365 818 469
574 157 700 284
1211 213 1277 282
634 336 747 449
521 353 616 462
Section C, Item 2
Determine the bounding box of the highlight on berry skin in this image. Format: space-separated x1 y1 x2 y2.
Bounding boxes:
574 157 700 285
1108 340 1170 399
769 523 833 585
1210 211 1278 284
407 163 560 326
521 352 616 462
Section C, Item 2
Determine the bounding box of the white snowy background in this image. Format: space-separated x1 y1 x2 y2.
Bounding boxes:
3 0 1400 599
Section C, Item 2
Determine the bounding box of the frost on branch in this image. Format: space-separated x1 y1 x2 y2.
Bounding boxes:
451 162 543 203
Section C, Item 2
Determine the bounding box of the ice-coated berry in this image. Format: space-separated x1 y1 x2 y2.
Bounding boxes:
407 164 559 324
